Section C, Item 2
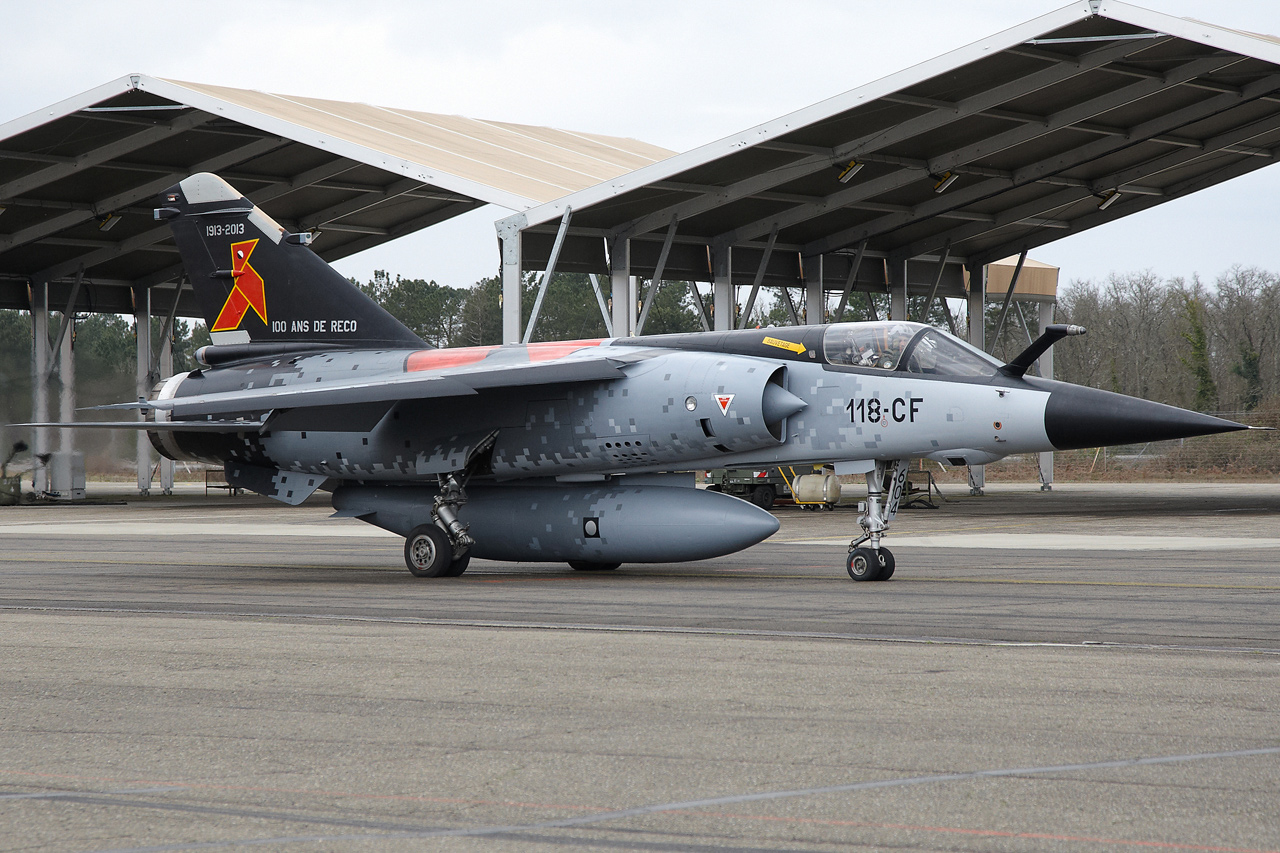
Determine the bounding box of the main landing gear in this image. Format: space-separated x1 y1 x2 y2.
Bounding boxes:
846 459 907 582
404 474 474 578
402 433 496 578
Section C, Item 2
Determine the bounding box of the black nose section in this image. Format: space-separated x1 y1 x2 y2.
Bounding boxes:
1044 383 1248 450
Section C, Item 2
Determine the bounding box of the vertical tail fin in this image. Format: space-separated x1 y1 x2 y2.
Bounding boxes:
156 173 426 349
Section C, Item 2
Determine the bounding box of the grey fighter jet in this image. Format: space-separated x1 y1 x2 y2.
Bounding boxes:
25 173 1251 581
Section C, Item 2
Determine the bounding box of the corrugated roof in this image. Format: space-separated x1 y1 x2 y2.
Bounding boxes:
0 75 673 317
161 80 673 207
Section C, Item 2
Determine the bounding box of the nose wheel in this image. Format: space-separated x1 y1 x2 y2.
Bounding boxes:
846 459 907 582
847 547 894 582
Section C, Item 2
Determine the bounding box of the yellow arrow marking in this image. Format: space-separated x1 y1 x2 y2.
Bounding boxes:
762 336 805 355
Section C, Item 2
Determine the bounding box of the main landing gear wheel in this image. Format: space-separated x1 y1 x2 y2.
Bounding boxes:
443 554 471 577
846 547 894 582
567 561 621 571
404 524 452 577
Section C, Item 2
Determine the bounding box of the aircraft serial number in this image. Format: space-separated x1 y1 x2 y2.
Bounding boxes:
205 223 246 237
847 396 922 424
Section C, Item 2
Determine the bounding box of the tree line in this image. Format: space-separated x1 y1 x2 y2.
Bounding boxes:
1044 267 1280 414
355 270 707 346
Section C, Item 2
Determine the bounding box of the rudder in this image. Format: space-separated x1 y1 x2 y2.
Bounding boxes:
156 173 425 349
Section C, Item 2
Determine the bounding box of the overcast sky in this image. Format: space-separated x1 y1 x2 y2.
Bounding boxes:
4 0 1280 290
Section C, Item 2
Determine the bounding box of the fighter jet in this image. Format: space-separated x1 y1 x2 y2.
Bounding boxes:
24 173 1251 581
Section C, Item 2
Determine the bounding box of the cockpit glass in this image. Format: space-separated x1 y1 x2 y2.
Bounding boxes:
823 322 1000 377
822 322 922 370
901 329 1000 377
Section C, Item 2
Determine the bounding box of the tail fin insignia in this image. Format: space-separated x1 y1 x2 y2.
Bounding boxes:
158 173 426 349
211 239 267 332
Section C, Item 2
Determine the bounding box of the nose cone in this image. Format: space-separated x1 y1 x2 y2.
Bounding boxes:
1044 383 1248 450
762 382 808 423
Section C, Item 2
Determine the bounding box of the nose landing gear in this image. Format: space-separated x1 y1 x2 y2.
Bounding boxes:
846 459 906 582
847 546 895 581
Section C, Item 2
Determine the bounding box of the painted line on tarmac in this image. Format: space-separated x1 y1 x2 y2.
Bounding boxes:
7 524 1279 551
924 577 1280 591
4 604 1279 655
2 555 1279 590
77 746 1280 852
687 809 1280 853
0 521 394 538
775 533 1280 549
0 786 181 801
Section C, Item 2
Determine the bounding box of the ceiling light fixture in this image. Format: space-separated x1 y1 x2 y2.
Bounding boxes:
97 212 121 232
1096 190 1120 210
836 159 864 183
930 171 958 193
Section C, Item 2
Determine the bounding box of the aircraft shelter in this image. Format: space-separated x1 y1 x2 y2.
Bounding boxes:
0 75 672 492
5 0 1280 495
498 1 1280 349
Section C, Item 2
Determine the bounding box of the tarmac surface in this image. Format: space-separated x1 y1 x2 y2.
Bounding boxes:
1 480 1278 852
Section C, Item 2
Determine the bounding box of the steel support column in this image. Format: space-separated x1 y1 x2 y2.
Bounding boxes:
134 285 152 495
888 259 907 321
588 274 614 336
58 314 74 456
628 274 638 338
610 236 630 336
498 219 524 344
712 246 733 331
636 219 678 336
991 249 1028 357
920 242 952 321
29 282 49 495
523 208 571 344
159 323 174 495
738 227 778 329
1038 300 1055 491
967 265 986 496
832 242 866 322
804 255 824 324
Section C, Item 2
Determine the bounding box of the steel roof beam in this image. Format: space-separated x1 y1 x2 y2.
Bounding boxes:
0 149 76 165
0 111 213 200
972 136 1280 268
710 155 1085 249
805 65 1280 257
1 197 155 216
924 53 1239 176
722 53 1238 251
1013 42 1280 102
876 100 1270 158
306 223 389 236
899 109 1280 262
131 262 186 290
79 112 284 141
298 177 428 230
0 135 288 255
609 37 1163 242
534 224 808 255
319 199 485 264
40 236 178 252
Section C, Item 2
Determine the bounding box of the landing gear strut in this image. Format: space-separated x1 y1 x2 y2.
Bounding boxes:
846 459 907 582
402 432 496 578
